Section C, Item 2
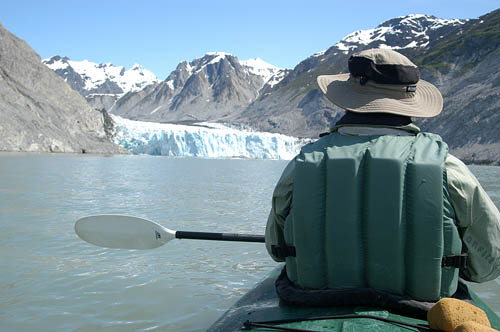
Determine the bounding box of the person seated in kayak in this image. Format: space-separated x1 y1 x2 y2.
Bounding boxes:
265 48 500 304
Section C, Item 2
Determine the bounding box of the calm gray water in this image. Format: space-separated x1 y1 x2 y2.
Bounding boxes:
1 153 499 332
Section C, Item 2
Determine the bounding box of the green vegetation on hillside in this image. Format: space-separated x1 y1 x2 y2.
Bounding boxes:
415 9 500 73
278 65 340 102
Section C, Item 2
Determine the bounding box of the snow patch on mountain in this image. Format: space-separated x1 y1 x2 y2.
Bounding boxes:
185 52 233 76
112 115 305 159
205 51 232 65
184 52 285 86
43 56 159 95
397 14 466 30
312 50 327 58
341 26 394 48
333 14 467 53
266 69 290 88
241 57 282 84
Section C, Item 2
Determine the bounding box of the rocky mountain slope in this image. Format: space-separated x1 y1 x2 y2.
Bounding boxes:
0 23 123 154
237 14 468 136
43 56 160 112
45 52 288 122
413 10 500 164
237 11 500 164
107 52 287 123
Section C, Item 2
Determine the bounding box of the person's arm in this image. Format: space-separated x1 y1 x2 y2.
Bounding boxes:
446 154 500 282
265 159 295 262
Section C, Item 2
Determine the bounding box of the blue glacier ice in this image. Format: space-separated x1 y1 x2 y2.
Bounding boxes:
112 115 307 160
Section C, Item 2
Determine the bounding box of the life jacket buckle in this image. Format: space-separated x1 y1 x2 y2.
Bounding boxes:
271 245 296 259
442 254 468 269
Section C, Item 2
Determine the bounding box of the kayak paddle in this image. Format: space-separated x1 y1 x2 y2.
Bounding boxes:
75 214 265 250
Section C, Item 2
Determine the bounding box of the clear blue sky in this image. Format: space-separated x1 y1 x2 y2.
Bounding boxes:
2 0 499 79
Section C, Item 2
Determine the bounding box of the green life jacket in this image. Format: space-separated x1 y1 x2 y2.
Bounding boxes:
282 130 463 302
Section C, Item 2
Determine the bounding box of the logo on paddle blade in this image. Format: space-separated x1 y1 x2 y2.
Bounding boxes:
155 231 161 240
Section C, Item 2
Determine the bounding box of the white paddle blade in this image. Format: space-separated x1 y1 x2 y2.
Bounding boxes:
75 215 176 249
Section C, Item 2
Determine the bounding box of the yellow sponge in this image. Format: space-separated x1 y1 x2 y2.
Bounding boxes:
454 321 499 332
427 298 491 332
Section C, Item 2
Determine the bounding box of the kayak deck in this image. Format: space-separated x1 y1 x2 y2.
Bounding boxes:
207 266 500 332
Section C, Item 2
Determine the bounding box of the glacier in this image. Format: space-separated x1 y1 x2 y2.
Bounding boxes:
112 115 306 160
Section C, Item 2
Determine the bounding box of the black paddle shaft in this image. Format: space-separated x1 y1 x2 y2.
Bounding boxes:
175 231 265 243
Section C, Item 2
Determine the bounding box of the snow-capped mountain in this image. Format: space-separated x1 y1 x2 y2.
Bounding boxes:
109 52 287 123
238 14 471 137
42 56 159 97
334 15 466 53
160 52 284 92
43 56 160 112
112 115 304 159
239 10 500 163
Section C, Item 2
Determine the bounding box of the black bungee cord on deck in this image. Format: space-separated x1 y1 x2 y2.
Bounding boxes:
242 314 439 332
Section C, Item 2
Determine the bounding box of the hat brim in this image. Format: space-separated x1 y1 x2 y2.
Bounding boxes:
317 74 443 118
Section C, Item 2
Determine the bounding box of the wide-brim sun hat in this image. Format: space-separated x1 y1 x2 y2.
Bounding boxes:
317 49 443 118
